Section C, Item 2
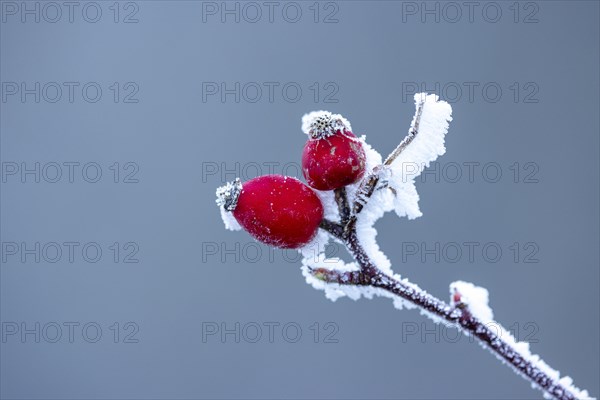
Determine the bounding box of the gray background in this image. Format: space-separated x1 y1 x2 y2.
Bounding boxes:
1 1 599 399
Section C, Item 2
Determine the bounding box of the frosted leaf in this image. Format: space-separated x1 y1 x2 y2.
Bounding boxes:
388 93 453 220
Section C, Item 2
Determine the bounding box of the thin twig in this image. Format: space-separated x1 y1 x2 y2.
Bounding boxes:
373 271 579 400
316 173 584 400
334 187 351 224
319 219 344 240
383 98 425 166
352 99 426 217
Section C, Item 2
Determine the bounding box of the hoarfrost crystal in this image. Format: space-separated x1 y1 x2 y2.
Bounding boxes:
302 110 352 139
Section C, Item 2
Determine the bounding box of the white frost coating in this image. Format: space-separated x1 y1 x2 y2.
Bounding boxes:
388 93 453 220
301 256 362 302
297 227 331 263
219 206 242 231
348 139 398 278
301 259 421 311
450 280 494 322
486 323 592 400
300 261 415 307
345 137 384 205
449 280 593 400
314 189 340 223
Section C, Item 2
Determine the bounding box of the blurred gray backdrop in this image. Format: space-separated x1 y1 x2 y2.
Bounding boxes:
1 1 599 399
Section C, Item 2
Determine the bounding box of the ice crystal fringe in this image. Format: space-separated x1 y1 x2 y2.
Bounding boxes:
301 110 352 139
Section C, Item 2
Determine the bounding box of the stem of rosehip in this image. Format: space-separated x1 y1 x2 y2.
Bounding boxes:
383 98 425 166
312 186 583 400
318 218 344 240
334 187 351 223
351 99 426 218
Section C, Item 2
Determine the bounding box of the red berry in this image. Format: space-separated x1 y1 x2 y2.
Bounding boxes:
301 111 366 191
216 175 323 249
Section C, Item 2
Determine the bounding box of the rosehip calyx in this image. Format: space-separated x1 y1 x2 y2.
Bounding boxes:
216 175 323 249
215 178 243 211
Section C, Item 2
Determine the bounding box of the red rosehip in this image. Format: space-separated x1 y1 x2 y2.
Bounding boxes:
301 111 366 191
216 175 323 249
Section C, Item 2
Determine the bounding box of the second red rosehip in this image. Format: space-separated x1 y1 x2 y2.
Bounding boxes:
217 175 323 249
301 111 366 191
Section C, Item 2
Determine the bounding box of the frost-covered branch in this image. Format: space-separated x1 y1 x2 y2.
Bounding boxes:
302 94 592 400
218 93 593 400
383 97 425 166
314 214 589 400
334 187 351 224
352 98 425 217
